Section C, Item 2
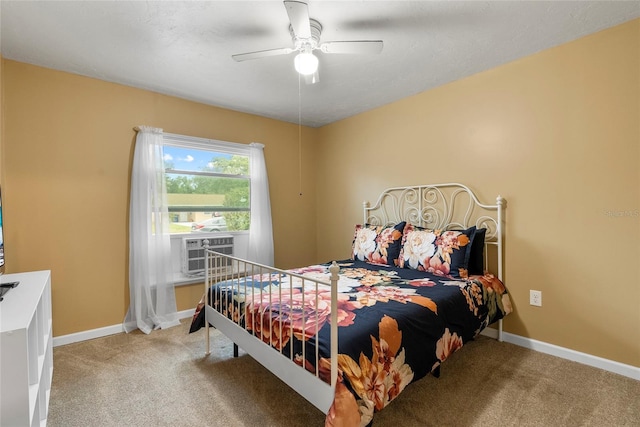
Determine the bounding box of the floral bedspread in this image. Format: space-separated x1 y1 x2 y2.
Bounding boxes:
190 259 512 426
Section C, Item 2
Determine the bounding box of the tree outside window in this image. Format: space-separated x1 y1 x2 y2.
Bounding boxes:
163 144 250 234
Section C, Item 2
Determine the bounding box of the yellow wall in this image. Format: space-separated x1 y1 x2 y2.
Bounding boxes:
316 20 640 367
2 61 318 336
1 53 3 189
2 20 638 368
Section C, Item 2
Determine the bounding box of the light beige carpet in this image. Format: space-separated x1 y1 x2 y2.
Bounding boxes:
48 320 640 426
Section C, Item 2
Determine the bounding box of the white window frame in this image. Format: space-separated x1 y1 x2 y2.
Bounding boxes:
162 133 252 285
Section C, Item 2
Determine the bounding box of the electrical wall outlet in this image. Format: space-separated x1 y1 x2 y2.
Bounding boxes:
530 290 542 307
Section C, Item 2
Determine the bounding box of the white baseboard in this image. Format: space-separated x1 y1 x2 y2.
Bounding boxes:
479 326 638 380
54 315 639 381
500 331 640 381
52 309 195 347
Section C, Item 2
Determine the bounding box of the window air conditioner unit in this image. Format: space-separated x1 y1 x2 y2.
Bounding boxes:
181 235 234 276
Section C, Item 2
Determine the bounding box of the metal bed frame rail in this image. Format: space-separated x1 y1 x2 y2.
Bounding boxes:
201 182 506 414
204 250 340 413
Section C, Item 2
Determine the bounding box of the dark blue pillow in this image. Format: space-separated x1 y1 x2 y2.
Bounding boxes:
467 227 486 275
442 226 476 279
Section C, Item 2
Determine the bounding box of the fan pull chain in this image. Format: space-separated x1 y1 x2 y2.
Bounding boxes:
298 73 303 196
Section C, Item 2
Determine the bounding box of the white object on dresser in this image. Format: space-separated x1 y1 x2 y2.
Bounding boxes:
0 270 53 427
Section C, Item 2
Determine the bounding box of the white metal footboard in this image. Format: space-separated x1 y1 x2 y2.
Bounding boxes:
203 250 340 414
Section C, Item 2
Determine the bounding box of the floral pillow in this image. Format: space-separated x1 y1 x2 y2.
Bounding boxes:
351 222 407 266
398 224 476 279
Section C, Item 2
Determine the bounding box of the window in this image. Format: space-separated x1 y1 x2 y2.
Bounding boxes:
162 134 251 234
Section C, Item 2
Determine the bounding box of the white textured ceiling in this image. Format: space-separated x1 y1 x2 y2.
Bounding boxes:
1 1 639 127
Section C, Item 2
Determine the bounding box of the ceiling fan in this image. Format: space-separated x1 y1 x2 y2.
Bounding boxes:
231 0 383 84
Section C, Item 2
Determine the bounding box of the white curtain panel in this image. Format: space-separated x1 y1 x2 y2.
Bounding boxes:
124 126 180 334
247 142 274 266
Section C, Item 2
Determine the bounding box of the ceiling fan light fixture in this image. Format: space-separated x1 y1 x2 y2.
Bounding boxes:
232 2 383 84
294 50 318 75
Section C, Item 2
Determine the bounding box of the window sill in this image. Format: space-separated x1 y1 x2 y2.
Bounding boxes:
173 272 206 287
169 230 248 238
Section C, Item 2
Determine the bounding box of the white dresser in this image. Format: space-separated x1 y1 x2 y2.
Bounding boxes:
0 270 53 427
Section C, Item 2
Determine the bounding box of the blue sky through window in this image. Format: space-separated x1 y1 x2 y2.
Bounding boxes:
163 146 231 172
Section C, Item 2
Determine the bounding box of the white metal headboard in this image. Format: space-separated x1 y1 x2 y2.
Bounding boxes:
363 183 505 281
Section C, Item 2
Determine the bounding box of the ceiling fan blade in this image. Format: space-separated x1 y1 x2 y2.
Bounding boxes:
232 47 293 62
304 70 319 85
284 1 311 39
320 41 383 54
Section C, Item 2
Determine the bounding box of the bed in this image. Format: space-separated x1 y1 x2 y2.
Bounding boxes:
190 183 512 426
